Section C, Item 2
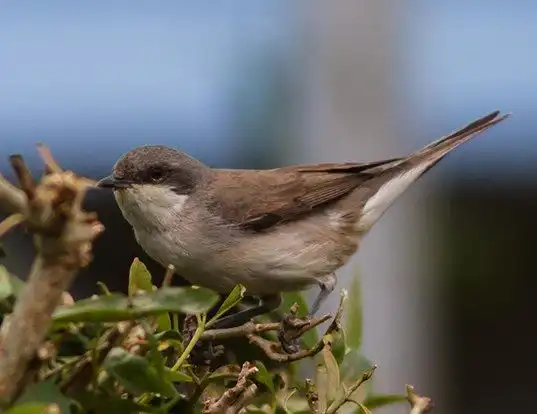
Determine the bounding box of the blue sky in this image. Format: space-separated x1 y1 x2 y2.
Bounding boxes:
0 1 535 175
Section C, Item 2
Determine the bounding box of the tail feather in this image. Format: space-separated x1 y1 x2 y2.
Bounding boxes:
357 110 510 231
413 110 510 164
363 110 510 177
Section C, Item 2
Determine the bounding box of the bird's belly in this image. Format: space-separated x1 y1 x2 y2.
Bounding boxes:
131 227 266 294
232 216 361 295
132 210 359 296
133 231 324 295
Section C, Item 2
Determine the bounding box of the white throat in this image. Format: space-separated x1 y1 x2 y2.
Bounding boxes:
114 184 189 231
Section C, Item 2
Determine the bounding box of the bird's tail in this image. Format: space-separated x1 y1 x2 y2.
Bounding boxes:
356 110 510 231
406 110 509 168
373 110 510 175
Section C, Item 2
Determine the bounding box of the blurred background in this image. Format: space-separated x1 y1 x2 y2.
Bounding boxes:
0 1 535 413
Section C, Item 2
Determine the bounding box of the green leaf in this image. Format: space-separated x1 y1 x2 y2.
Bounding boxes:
340 349 373 382
362 393 407 409
207 284 245 326
340 350 375 402
103 347 177 398
154 330 182 342
254 360 274 393
6 403 51 414
96 281 112 296
156 313 172 332
0 266 25 301
129 258 154 296
0 267 13 301
13 379 71 414
144 326 166 377
243 407 269 413
137 286 219 315
330 328 347 364
346 271 362 349
279 393 311 414
281 292 318 349
322 344 340 404
53 294 132 322
164 367 194 383
315 364 328 413
52 287 219 323
74 391 154 413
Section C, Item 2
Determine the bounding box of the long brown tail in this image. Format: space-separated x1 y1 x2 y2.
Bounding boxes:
373 110 510 174
412 110 509 164
356 110 511 232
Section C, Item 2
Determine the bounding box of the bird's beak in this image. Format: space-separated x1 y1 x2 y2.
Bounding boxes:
97 175 133 189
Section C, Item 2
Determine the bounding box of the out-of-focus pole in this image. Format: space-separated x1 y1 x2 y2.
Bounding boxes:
295 1 438 413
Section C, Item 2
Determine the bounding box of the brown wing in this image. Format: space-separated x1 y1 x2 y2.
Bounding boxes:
205 158 400 231
205 110 509 232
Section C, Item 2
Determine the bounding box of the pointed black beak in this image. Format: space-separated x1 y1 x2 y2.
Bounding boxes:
97 175 133 189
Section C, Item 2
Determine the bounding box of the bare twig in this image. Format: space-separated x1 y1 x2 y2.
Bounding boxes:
0 150 103 404
203 361 258 414
248 334 326 363
0 173 26 215
9 155 36 200
36 143 62 174
35 143 96 187
407 385 433 414
326 365 377 413
245 290 347 363
200 314 330 342
0 213 25 238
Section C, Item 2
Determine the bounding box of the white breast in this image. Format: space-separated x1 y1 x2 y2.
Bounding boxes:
114 184 189 232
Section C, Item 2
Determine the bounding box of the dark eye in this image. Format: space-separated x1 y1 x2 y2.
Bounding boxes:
148 167 165 183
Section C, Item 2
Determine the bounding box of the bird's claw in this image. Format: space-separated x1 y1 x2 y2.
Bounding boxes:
277 303 315 354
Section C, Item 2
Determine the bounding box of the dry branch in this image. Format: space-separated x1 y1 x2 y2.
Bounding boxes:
0 147 102 403
0 173 26 215
203 361 258 414
407 385 433 414
200 314 330 342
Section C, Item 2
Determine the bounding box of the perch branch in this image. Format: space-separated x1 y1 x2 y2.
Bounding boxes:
247 334 326 363
0 173 26 215
202 361 258 414
247 290 346 363
0 149 103 404
200 314 330 342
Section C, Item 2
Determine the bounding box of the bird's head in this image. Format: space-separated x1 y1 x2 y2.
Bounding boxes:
97 145 209 226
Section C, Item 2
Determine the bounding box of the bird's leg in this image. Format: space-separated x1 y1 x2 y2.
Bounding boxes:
210 293 282 329
310 273 336 316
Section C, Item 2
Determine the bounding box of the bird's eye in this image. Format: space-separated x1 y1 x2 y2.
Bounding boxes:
149 167 165 182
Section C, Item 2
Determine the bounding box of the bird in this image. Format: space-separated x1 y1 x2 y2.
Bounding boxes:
97 110 509 328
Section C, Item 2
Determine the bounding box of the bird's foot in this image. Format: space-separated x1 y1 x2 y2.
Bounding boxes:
277 303 316 354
